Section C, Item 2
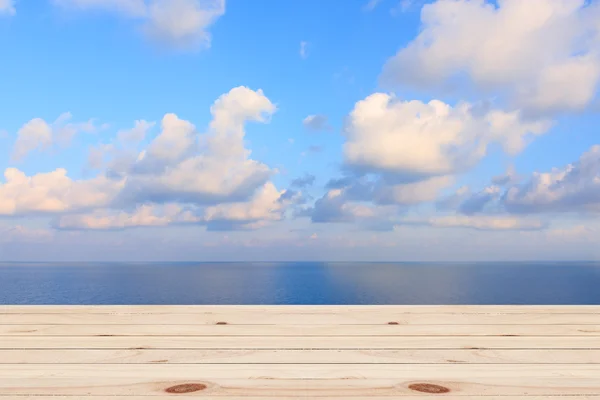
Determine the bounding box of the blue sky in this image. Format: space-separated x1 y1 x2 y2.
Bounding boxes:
1 0 600 261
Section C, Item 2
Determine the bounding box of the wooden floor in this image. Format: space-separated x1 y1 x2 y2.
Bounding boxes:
0 306 599 398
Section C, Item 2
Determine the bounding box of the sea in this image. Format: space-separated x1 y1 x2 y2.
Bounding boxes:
1 261 600 304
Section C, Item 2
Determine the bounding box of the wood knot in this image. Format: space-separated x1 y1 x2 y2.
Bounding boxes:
216 321 228 325
408 383 450 394
165 383 207 393
387 321 399 325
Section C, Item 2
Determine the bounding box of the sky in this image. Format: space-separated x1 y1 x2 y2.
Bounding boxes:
1 0 600 262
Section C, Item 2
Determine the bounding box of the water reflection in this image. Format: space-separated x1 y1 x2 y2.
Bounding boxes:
0 262 599 304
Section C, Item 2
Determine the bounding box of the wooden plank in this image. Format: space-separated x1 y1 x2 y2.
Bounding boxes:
1 397 599 400
1 306 599 398
2 348 600 364
2 397 600 400
3 335 598 349
1 324 599 336
2 305 600 314
1 364 600 396
2 312 598 325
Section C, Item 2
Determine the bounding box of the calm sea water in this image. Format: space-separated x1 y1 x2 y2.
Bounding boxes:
1 262 599 304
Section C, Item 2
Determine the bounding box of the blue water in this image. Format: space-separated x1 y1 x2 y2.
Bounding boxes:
1 262 599 304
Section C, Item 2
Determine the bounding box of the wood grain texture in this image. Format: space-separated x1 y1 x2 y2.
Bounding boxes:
3 335 599 349
2 305 600 313
2 312 599 325
3 348 600 364
2 364 600 396
2 323 599 336
1 305 599 397
2 397 600 400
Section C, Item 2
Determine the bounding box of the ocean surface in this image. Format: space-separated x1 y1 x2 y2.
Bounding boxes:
1 261 600 304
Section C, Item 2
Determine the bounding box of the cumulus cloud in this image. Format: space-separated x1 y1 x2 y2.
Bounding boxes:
343 93 550 181
2 86 283 233
115 86 276 206
0 168 122 216
0 0 15 15
143 0 225 50
375 176 454 205
310 189 382 223
492 165 519 186
203 182 290 230
436 185 471 211
458 185 501 215
57 182 292 231
87 143 115 170
302 114 330 132
86 120 155 171
381 0 600 116
12 113 101 161
504 145 600 214
307 174 439 225
434 145 600 219
117 120 155 145
304 168 454 227
53 0 225 50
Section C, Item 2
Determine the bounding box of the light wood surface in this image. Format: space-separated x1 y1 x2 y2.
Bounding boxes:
0 306 599 398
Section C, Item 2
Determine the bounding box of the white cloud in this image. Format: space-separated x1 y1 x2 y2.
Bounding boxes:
300 41 308 59
2 86 278 220
306 174 451 229
310 189 365 223
343 93 550 181
381 0 600 116
302 114 330 132
142 113 196 167
56 182 292 231
117 86 276 206
12 119 53 161
143 0 225 50
492 165 519 186
53 0 225 50
424 215 545 231
436 185 471 211
457 185 501 215
0 168 122 216
0 0 15 15
504 145 600 213
12 113 102 161
308 185 398 228
203 182 290 230
86 120 154 171
87 143 115 170
377 176 454 205
117 119 155 145
55 203 199 230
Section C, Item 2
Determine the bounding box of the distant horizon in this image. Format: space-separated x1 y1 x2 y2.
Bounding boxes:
2 261 599 305
2 260 600 264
